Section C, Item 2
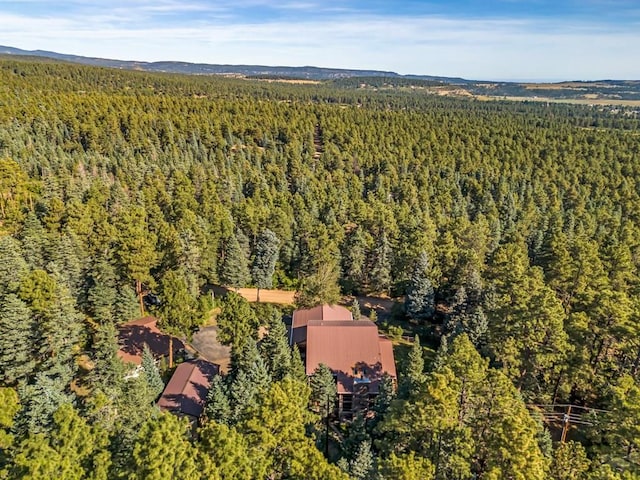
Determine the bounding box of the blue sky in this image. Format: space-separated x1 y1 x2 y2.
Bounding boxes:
1 0 639 81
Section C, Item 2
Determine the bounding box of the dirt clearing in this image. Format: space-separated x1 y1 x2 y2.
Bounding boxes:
235 287 296 304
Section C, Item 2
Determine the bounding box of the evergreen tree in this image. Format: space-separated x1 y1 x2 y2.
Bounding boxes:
15 372 74 435
236 339 272 390
341 227 368 294
229 340 271 423
378 334 547 480
0 235 28 296
198 421 255 479
290 345 307 383
369 232 392 295
378 452 435 480
399 334 425 398
0 158 34 232
89 323 125 400
175 229 203 298
47 229 86 298
461 307 488 349
220 231 250 290
19 212 47 270
239 378 346 480
87 256 118 325
349 440 375 480
0 294 36 384
6 56 640 477
550 441 589 480
485 242 569 396
343 413 370 461
114 205 158 286
372 374 396 423
446 285 488 349
351 297 361 320
336 457 350 476
259 313 291 381
216 292 259 348
114 284 139 323
130 413 202 480
294 260 341 308
18 269 56 316
228 369 258 424
309 364 337 419
158 269 204 340
109 375 158 471
251 228 279 302
38 274 84 382
7 433 61 479
204 375 231 425
604 375 640 461
49 404 111 480
0 387 19 453
141 344 164 400
405 251 435 320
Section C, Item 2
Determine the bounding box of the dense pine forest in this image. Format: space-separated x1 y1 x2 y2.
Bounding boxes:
1 57 640 479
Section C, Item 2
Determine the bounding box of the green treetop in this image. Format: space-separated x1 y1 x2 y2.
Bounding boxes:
251 228 279 302
216 292 259 349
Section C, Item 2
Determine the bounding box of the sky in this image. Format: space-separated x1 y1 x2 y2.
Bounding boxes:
1 0 639 81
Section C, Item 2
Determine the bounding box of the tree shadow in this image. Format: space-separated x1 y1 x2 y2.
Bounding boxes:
118 323 185 363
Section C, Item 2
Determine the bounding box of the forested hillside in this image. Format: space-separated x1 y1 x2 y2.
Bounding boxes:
1 57 640 478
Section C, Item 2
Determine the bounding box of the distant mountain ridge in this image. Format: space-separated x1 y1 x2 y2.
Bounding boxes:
0 44 470 83
2 45 639 105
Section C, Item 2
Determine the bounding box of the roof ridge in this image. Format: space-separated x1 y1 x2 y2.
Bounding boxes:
174 361 199 394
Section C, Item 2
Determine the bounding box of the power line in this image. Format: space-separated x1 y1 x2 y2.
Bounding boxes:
529 403 610 413
527 403 611 441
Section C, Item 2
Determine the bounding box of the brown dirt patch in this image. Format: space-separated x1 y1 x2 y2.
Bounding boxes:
191 325 232 373
354 295 397 321
233 288 400 321
236 287 296 304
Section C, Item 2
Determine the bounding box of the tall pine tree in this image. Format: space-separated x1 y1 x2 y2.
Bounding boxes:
220 231 250 291
405 251 435 320
0 294 37 384
259 312 291 381
251 229 279 302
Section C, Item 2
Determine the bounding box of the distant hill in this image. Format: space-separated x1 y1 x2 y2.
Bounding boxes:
1 45 639 105
0 44 469 83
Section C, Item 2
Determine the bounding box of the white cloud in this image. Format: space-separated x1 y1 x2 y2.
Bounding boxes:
0 8 639 80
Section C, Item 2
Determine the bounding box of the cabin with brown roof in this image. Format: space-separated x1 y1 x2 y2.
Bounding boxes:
157 359 219 421
117 316 185 367
290 305 397 417
289 304 354 346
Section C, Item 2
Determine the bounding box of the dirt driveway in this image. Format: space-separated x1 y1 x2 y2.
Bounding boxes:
191 325 231 373
236 288 296 304
234 288 397 321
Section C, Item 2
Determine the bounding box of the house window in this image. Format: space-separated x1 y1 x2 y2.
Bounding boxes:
342 394 353 412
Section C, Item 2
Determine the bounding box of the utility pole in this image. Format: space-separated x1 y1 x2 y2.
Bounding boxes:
168 336 173 369
560 405 572 443
136 279 145 317
325 394 330 457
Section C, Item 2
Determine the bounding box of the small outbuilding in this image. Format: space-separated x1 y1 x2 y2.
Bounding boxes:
157 359 219 422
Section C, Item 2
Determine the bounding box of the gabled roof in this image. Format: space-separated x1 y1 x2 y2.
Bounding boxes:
305 319 397 394
157 359 219 418
292 304 353 328
290 304 352 345
117 316 184 366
